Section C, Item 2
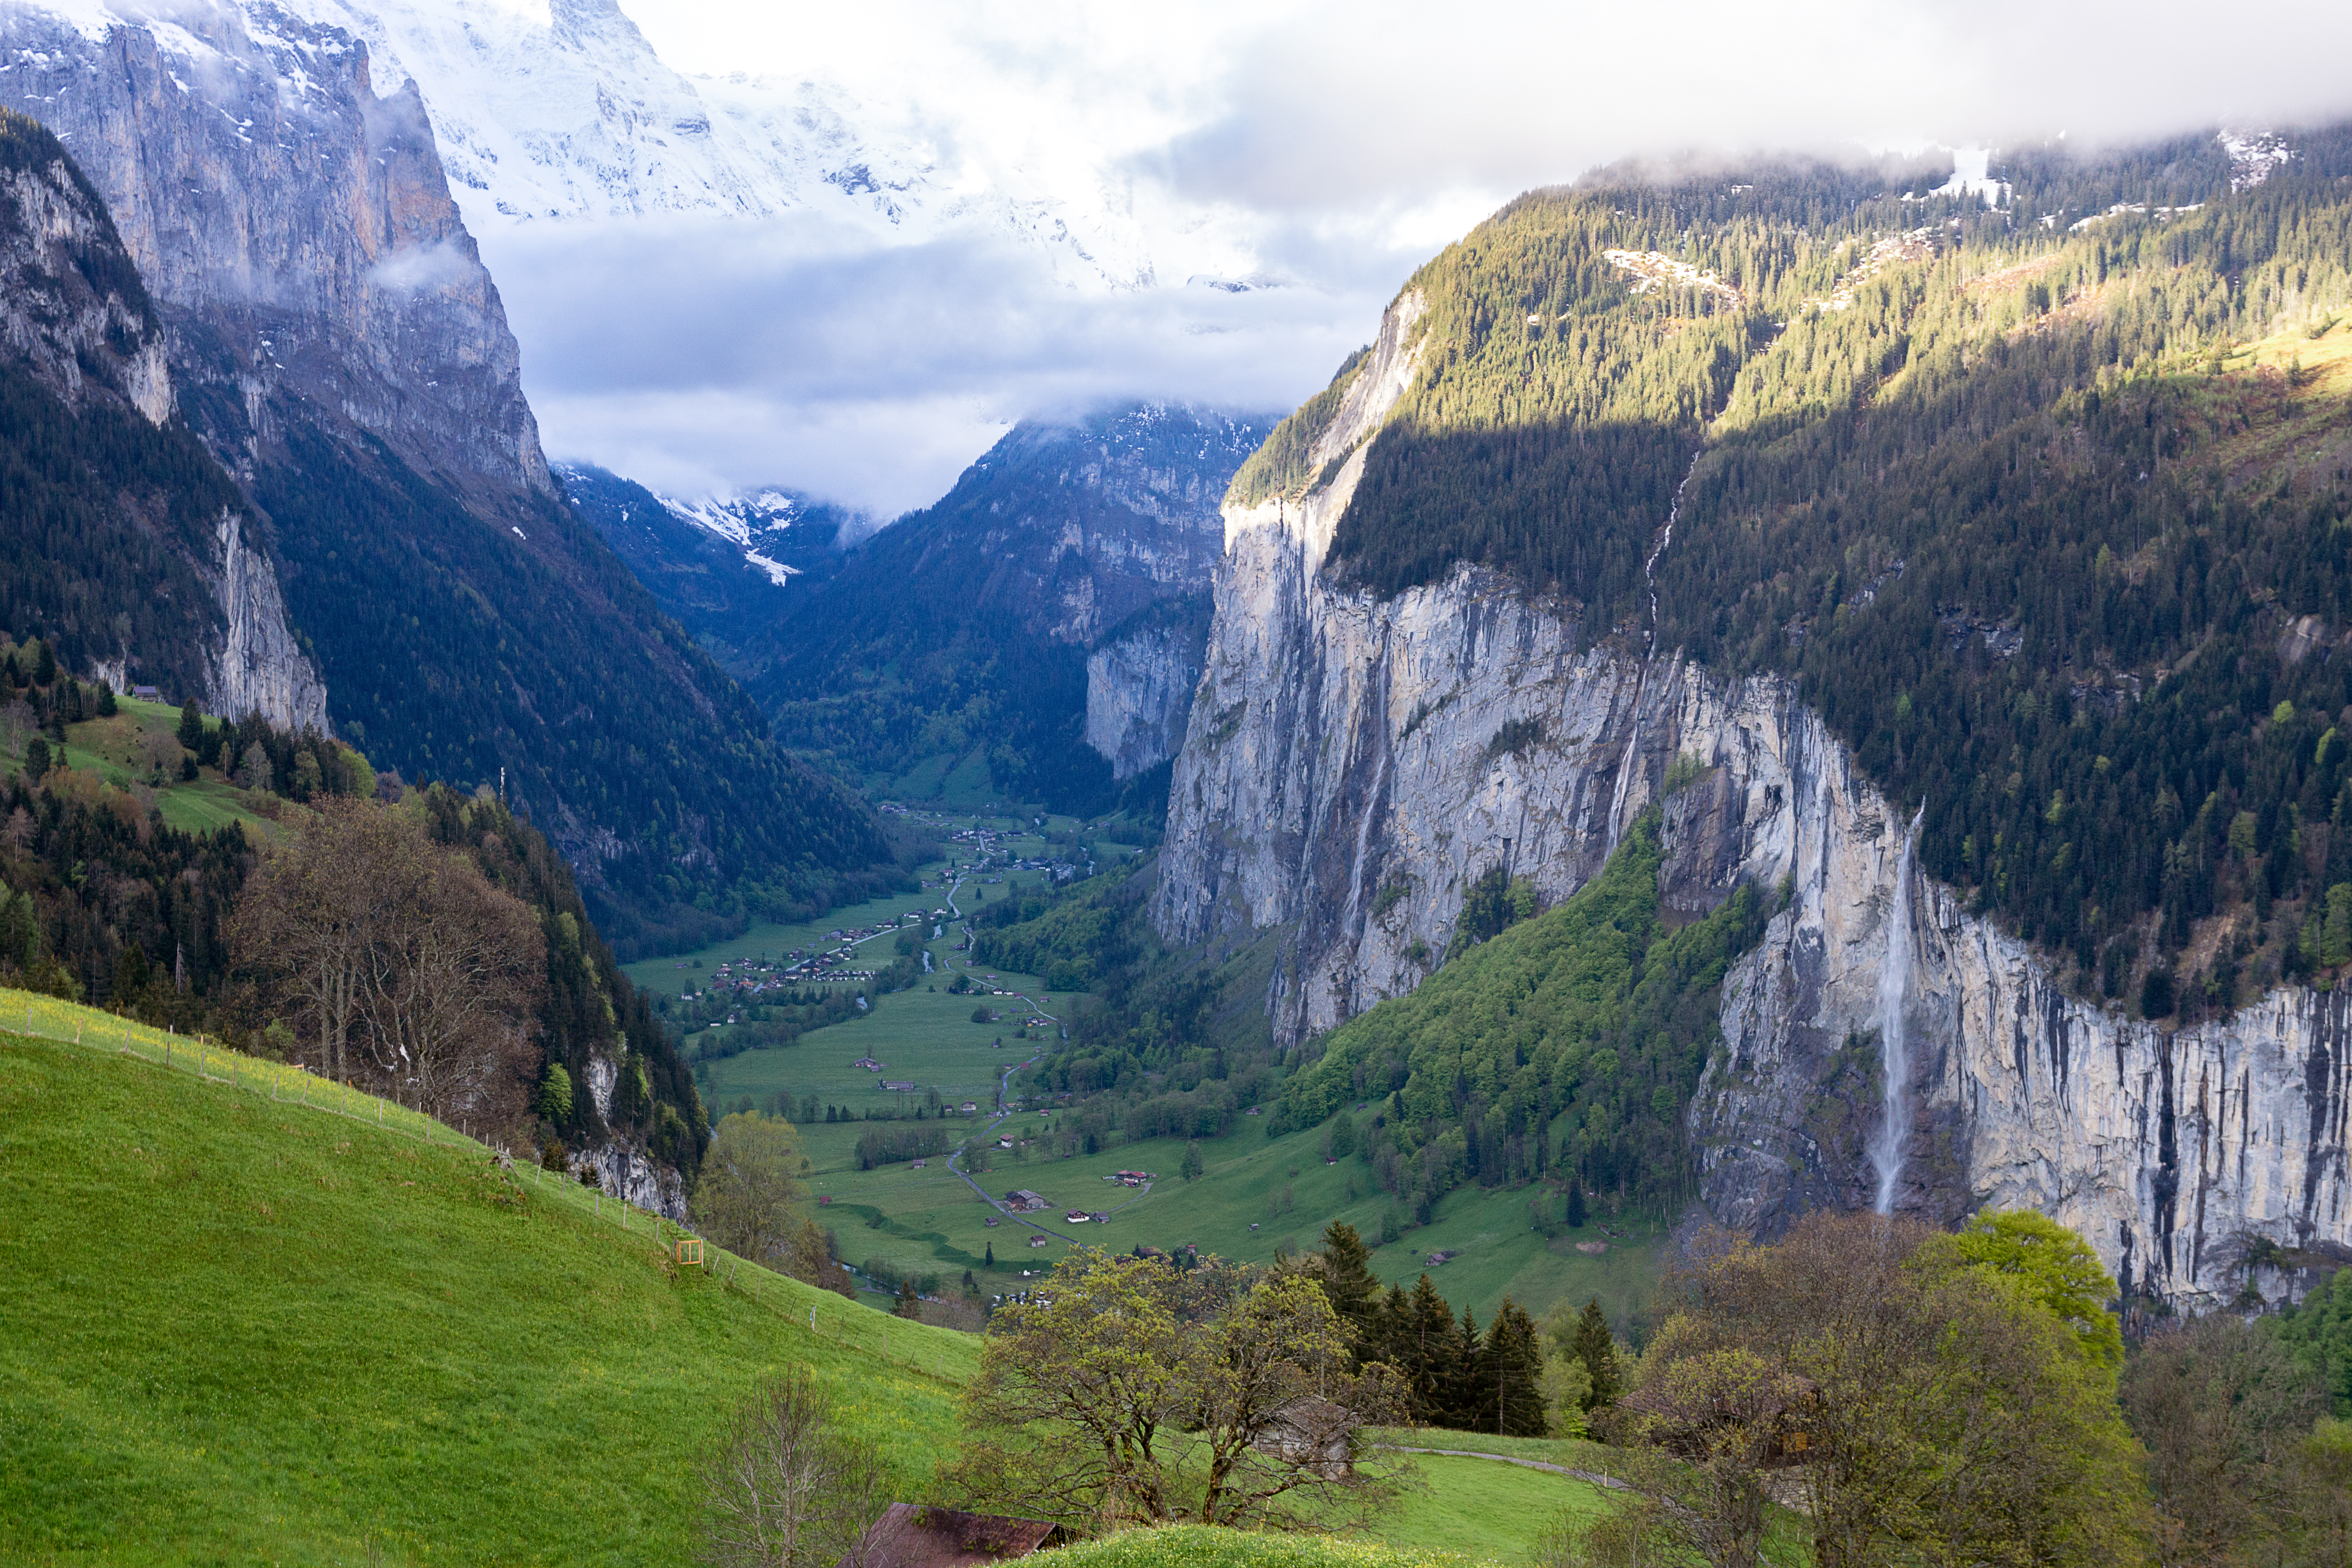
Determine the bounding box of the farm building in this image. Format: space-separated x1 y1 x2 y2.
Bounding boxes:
1254 1397 1357 1479
1003 1190 1050 1213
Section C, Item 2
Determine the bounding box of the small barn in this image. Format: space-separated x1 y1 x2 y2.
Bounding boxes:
1253 1397 1356 1479
837 1506 1065 1568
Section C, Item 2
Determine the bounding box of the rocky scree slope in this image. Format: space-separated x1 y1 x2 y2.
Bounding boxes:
1160 130 2352 1308
0 105 325 725
0 3 894 952
755 403 1276 814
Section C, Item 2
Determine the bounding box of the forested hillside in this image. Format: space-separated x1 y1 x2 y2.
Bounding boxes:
753 405 1271 815
1271 123 2352 1018
0 652 706 1178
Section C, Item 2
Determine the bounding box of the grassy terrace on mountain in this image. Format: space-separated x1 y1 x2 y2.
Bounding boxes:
1274 809 1769 1219
1290 124 2352 1011
0 996 975 1565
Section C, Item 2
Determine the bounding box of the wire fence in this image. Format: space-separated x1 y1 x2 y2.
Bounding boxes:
2 987 975 1384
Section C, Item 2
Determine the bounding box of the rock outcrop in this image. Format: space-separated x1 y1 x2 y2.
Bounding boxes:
1155 288 2352 1309
0 1 550 499
1085 601 1210 779
0 99 327 724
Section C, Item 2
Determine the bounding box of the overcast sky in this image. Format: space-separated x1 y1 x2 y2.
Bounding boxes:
481 0 2352 515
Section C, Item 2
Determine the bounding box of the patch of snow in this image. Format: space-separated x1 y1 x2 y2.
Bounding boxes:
1933 147 2010 207
2220 128 2296 191
1601 248 1744 308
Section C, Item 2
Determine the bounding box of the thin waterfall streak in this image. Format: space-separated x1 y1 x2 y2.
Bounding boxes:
1342 744 1390 937
1872 804 1927 1214
1610 448 1703 844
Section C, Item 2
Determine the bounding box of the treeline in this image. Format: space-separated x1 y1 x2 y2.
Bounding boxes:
1280 124 2352 1003
1276 808 1769 1219
853 1123 951 1170
0 684 707 1176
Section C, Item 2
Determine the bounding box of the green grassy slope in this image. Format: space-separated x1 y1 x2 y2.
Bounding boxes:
0 993 976 1566
3 695 279 840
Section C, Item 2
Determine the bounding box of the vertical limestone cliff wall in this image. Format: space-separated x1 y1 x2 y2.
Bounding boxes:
1154 289 2352 1308
0 1 551 498
0 86 328 725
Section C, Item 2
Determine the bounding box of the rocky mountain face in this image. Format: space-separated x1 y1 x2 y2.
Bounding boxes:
0 103 327 725
1 1 895 959
755 403 1275 813
1 2 548 499
1158 285 2352 1309
182 0 1173 286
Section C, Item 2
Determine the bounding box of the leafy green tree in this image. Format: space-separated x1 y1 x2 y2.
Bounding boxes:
946 1249 1405 1528
1181 1142 1203 1181
1912 1209 2124 1372
535 1063 573 1124
691 1112 812 1267
2276 1269 2352 1417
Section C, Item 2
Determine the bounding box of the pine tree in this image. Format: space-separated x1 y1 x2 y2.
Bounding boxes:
1316 1220 1379 1334
1481 1298 1548 1437
962 1269 978 1296
1398 1274 1456 1423
1568 1298 1621 1410
985 1241 996 1269
1439 1307 1485 1432
1565 1179 1587 1228
894 1278 922 1319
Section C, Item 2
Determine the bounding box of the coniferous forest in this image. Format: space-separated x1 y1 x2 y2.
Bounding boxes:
1252 127 2352 1015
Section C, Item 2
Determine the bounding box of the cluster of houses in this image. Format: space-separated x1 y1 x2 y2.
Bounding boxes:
1063 1208 1112 1225
1102 1170 1153 1189
1003 1189 1051 1213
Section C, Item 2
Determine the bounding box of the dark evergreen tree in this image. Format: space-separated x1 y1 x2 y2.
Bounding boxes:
984 1241 996 1269
175 699 203 751
1568 1298 1622 1411
894 1278 922 1319
1315 1220 1380 1337
1565 1179 1587 1229
1479 1298 1548 1437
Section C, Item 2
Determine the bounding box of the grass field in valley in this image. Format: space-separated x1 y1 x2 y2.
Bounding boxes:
0 990 975 1566
663 816 1663 1323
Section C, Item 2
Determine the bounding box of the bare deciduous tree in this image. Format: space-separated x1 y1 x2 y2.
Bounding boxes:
702 1370 887 1568
233 798 543 1124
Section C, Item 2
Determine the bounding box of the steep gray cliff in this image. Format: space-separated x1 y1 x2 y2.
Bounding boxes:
0 0 550 499
1086 604 1210 780
1157 289 2352 1309
0 98 327 724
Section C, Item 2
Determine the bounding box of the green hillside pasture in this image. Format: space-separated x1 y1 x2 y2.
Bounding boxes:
619 818 1071 999
1041 1526 1477 1568
1360 1453 1611 1558
779 1094 1663 1324
4 697 278 839
698 970 1067 1117
0 990 976 1566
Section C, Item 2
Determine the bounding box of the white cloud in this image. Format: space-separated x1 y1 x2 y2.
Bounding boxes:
470 0 2352 511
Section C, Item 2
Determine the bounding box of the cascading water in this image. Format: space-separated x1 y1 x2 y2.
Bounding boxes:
1871 805 1926 1214
1606 450 1705 841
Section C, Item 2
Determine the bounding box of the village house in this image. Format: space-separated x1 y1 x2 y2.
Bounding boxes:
1003 1190 1050 1213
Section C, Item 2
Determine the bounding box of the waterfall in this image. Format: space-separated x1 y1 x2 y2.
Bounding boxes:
1871 805 1925 1214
